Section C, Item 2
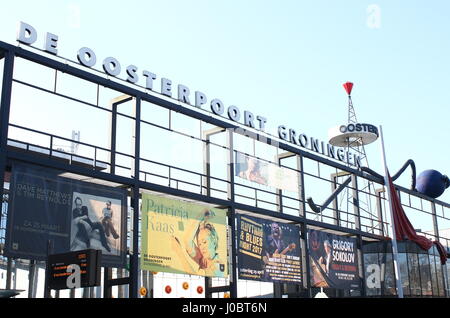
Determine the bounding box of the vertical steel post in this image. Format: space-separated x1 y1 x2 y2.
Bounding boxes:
109 95 133 173
357 234 367 297
202 129 212 297
32 264 39 298
352 175 361 230
117 268 124 298
331 176 340 226
276 156 283 213
431 202 440 245
0 49 15 292
431 202 448 297
129 97 141 298
301 223 312 297
202 133 211 197
274 154 284 296
105 100 117 298
297 155 306 217
44 240 52 298
379 125 404 298
28 260 36 298
5 258 12 289
103 267 112 298
201 127 226 298
141 270 147 298
226 128 238 298
273 282 282 298
147 271 154 298
375 188 385 237
109 103 117 175
0 48 14 175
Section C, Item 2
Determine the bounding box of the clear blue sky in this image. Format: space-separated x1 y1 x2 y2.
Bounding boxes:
0 0 449 206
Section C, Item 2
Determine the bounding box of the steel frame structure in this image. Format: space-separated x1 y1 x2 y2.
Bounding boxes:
0 40 449 298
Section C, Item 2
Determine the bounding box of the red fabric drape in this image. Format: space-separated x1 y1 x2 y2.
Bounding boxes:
433 241 448 265
388 175 447 264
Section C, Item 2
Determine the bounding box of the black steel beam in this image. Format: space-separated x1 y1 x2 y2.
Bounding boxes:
298 155 306 217
301 223 312 296
6 149 133 186
206 285 230 294
105 277 130 287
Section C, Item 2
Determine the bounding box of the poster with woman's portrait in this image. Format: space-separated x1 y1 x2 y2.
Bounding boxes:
140 193 228 278
235 152 299 192
235 152 269 186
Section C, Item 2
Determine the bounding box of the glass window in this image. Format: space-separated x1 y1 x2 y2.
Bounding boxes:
447 264 450 296
397 241 407 253
364 253 381 296
398 253 410 296
13 57 55 92
443 264 450 296
407 253 421 296
418 253 432 296
435 256 445 297
429 254 439 296
384 252 397 296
